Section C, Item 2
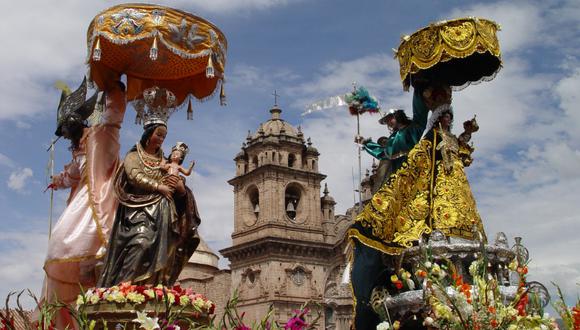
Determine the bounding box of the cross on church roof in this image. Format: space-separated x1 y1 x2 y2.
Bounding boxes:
272 90 280 107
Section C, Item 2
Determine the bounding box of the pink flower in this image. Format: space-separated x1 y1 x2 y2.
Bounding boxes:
284 317 307 330
234 325 251 330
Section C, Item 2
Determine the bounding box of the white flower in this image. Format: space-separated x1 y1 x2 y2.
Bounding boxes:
423 317 434 326
133 311 160 330
424 261 432 269
89 294 100 304
406 279 415 290
376 321 390 330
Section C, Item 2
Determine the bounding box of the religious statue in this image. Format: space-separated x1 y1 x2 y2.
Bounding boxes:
97 87 201 287
356 86 430 194
37 78 126 329
349 83 459 328
161 142 195 177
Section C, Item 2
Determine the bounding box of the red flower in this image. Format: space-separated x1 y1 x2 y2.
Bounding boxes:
571 306 580 329
395 280 403 290
516 293 529 316
490 319 498 328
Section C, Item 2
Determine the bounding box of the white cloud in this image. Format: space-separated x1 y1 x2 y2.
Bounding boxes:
448 1 543 54
0 153 15 168
288 53 400 109
7 168 33 193
15 121 32 129
554 67 580 141
187 167 234 244
155 0 296 14
0 0 296 121
0 231 47 309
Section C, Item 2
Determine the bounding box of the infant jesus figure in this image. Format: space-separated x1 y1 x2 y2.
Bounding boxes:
162 142 195 179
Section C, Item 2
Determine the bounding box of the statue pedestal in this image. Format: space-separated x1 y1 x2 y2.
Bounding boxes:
375 231 519 319
78 284 215 330
84 302 210 329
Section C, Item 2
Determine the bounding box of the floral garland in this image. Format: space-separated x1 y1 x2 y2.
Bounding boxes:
76 282 215 316
373 253 569 330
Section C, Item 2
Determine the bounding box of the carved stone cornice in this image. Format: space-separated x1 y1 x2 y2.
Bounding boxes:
228 164 326 186
220 236 335 266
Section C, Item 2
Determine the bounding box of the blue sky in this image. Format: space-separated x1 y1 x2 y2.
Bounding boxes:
1 0 579 310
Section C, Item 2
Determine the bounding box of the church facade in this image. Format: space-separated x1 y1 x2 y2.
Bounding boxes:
178 106 355 329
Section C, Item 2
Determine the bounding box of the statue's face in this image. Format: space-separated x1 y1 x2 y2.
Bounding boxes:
387 115 397 130
170 150 182 163
439 113 452 129
147 125 167 151
61 116 82 140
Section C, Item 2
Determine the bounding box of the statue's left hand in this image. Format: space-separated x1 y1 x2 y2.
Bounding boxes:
163 174 179 187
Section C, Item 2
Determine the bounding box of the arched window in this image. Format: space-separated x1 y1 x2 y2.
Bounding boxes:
244 185 260 226
288 153 296 168
285 183 302 221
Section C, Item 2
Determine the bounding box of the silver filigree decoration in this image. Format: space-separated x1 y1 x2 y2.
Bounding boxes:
151 9 165 25
111 9 146 35
169 19 205 49
527 281 551 309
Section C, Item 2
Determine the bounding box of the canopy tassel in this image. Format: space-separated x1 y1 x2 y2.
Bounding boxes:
92 38 102 61
187 97 193 120
149 36 158 61
205 54 215 78
219 80 227 106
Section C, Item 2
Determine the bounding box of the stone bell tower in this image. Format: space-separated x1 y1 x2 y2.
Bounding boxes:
220 105 341 326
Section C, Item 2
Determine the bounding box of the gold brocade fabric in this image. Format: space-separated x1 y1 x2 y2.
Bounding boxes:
353 132 485 255
396 17 501 90
87 4 227 104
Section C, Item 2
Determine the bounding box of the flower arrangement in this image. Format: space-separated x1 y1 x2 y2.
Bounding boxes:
553 285 580 330
76 282 215 316
217 291 320 330
370 246 580 330
417 253 560 330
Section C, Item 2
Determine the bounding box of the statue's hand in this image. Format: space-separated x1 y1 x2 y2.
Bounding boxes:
354 135 366 144
162 174 180 188
157 184 174 199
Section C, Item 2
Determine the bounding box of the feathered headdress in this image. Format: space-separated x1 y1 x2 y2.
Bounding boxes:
54 77 100 136
345 86 380 116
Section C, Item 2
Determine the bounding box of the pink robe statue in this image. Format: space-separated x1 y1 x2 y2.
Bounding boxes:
36 87 126 329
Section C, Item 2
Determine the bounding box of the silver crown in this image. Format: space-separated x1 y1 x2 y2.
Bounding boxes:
171 141 189 158
133 86 177 127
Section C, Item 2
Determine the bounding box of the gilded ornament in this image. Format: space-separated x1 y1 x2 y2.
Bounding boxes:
353 129 486 254
395 17 501 90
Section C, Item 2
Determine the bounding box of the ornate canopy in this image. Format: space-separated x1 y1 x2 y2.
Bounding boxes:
395 17 501 91
87 4 227 107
